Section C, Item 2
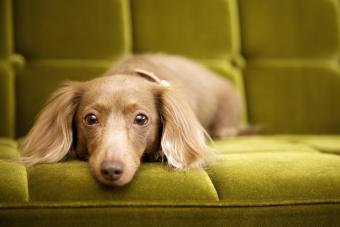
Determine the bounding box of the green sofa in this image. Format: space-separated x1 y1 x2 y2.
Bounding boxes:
1 0 340 226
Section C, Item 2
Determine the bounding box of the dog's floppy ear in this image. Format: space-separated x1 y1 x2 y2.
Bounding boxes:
20 81 84 166
157 87 215 168
135 69 214 169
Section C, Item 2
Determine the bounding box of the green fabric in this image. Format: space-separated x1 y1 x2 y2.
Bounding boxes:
15 60 112 137
28 161 218 202
270 135 340 155
213 136 319 154
13 0 131 59
239 0 340 58
0 0 13 58
1 204 340 227
245 60 340 134
209 152 340 203
131 0 240 61
0 160 28 202
0 138 19 160
23 137 340 206
0 135 339 225
0 63 15 138
2 0 340 225
0 0 15 138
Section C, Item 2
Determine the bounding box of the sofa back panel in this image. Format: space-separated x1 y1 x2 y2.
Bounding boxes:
131 0 240 61
245 61 340 134
13 0 131 137
0 64 15 137
239 0 340 58
0 0 13 58
13 0 131 60
0 0 15 137
239 0 340 133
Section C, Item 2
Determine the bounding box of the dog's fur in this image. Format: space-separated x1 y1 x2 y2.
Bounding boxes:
21 54 242 186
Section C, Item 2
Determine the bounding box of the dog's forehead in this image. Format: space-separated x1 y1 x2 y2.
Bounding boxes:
81 75 155 109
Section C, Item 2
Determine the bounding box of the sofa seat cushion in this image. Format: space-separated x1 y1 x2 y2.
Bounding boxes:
0 138 19 160
209 152 340 205
270 135 340 155
1 135 340 225
23 136 340 207
0 136 338 206
213 136 319 154
0 160 28 203
27 162 219 202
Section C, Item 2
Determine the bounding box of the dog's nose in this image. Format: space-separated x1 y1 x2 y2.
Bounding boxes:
100 161 124 181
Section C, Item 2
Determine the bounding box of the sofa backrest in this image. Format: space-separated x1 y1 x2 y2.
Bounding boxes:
0 0 15 137
239 0 340 134
0 0 340 138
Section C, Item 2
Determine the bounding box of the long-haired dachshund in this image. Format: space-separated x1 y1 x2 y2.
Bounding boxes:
21 54 242 186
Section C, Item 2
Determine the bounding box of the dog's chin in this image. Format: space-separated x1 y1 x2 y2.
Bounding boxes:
96 174 134 187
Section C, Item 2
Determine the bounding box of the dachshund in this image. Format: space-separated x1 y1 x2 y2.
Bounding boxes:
20 54 243 186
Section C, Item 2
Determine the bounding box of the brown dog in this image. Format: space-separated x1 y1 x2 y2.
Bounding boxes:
21 54 242 186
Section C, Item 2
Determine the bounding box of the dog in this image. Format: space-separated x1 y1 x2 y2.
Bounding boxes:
20 54 243 186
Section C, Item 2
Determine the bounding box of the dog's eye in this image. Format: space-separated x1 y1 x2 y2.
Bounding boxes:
134 114 149 126
85 114 98 125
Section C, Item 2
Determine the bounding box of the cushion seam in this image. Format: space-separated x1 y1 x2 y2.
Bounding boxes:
1 200 340 209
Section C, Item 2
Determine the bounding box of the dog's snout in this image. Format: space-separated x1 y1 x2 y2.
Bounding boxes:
100 161 124 181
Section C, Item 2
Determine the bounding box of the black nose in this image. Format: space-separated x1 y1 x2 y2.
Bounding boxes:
100 161 124 181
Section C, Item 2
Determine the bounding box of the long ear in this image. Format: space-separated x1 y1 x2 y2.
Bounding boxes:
156 86 215 169
20 81 83 166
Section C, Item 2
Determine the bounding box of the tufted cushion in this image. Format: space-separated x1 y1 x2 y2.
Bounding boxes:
27 162 218 202
239 0 340 58
0 0 15 138
131 0 240 60
0 160 28 203
13 0 131 60
13 0 131 137
239 0 340 134
0 64 15 138
245 61 340 133
0 138 19 160
1 0 340 226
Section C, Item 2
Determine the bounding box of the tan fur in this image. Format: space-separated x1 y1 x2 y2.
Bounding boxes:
21 54 242 186
21 81 83 165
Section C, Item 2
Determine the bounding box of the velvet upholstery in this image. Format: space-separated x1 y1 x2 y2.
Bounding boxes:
239 0 340 133
1 0 340 226
0 0 15 138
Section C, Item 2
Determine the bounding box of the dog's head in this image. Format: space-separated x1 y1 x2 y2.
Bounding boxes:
21 71 213 186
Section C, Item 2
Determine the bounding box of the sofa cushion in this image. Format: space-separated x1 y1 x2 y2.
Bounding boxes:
209 152 340 204
0 63 15 138
239 0 340 58
0 203 339 227
240 0 340 134
25 136 340 206
0 138 19 160
0 0 15 138
13 0 131 59
27 161 218 202
213 136 319 154
271 135 340 155
131 0 240 60
245 61 340 133
0 0 12 59
0 160 28 202
1 135 340 226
